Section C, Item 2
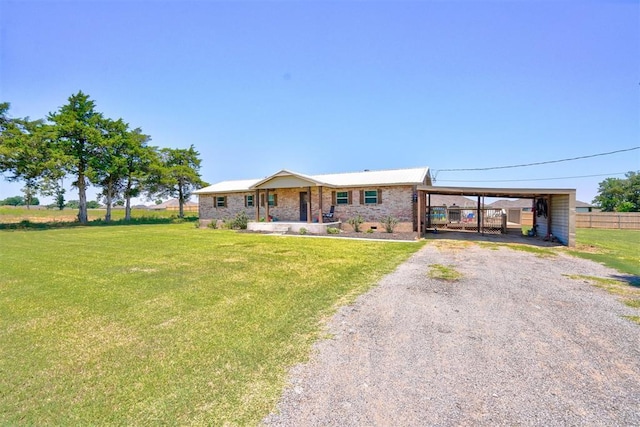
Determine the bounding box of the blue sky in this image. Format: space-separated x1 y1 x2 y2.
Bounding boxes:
1 0 638 204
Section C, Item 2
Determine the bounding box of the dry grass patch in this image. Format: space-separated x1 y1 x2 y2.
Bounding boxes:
564 274 640 325
474 241 558 258
623 316 640 325
428 264 463 281
429 240 474 252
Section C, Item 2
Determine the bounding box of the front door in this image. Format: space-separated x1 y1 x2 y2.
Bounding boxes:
299 192 309 221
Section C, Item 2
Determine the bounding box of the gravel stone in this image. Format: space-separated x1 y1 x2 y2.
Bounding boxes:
263 243 640 426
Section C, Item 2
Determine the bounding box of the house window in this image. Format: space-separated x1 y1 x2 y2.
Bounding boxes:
245 195 254 207
261 193 277 207
336 191 349 205
215 196 226 208
364 190 378 204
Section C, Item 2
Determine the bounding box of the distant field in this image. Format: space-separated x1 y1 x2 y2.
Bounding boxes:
0 206 184 223
0 225 422 425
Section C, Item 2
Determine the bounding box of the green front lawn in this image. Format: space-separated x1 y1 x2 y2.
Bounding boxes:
570 229 640 279
0 225 422 425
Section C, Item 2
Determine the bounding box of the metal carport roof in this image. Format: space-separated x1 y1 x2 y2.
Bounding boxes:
417 185 575 199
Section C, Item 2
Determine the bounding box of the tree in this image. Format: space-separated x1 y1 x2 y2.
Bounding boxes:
90 117 130 222
146 145 206 218
65 200 80 209
593 171 640 212
22 186 40 208
0 103 61 209
121 128 154 221
48 91 105 224
0 196 25 206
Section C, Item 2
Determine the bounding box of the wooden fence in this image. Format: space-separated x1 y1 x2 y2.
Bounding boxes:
576 212 640 229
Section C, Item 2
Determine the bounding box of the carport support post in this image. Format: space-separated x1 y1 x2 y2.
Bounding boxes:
477 196 481 234
417 190 422 235
547 196 552 237
427 193 432 228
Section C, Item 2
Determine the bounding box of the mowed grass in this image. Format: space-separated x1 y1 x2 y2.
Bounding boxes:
569 229 640 280
0 225 423 425
567 229 640 325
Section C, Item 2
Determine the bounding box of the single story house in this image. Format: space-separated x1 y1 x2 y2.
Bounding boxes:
575 200 599 213
487 198 534 225
194 167 577 246
149 198 198 212
194 167 432 232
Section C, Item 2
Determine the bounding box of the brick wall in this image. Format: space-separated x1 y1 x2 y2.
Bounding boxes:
198 193 256 221
197 185 416 231
324 186 414 222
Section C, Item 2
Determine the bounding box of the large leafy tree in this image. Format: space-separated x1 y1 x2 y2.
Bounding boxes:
121 128 155 221
593 171 640 212
48 91 105 224
90 118 131 222
147 145 206 218
0 103 62 209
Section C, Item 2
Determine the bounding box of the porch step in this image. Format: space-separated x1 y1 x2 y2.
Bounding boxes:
269 225 291 233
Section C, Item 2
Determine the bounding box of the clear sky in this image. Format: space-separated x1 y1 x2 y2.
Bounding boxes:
1 0 638 205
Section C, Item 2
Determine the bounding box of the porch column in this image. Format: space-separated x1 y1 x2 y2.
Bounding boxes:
307 186 312 223
266 189 270 222
255 190 260 222
318 186 324 223
546 196 552 237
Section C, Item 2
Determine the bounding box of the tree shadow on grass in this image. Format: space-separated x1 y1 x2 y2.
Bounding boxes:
0 216 199 231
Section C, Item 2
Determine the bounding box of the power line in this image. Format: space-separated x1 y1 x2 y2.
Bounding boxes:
436 172 628 183
435 146 639 173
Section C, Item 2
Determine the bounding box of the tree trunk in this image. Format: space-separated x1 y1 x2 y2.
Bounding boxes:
105 182 112 222
77 171 88 224
125 196 131 221
124 178 132 221
178 184 184 218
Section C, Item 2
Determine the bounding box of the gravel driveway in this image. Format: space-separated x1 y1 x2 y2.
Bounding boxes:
263 242 640 426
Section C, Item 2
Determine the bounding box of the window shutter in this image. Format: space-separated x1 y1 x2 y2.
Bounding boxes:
331 191 336 205
273 194 278 206
359 190 364 205
244 195 248 207
260 194 265 207
377 189 382 204
223 196 227 207
348 190 352 205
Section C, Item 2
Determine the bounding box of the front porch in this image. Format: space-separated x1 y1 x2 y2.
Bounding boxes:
247 221 342 234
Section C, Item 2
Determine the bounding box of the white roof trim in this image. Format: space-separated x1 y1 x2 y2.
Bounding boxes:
249 169 329 189
195 167 430 194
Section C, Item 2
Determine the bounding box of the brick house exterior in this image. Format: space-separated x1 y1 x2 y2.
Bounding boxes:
194 167 432 233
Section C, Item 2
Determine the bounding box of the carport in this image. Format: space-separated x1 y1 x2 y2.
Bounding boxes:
415 186 576 247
